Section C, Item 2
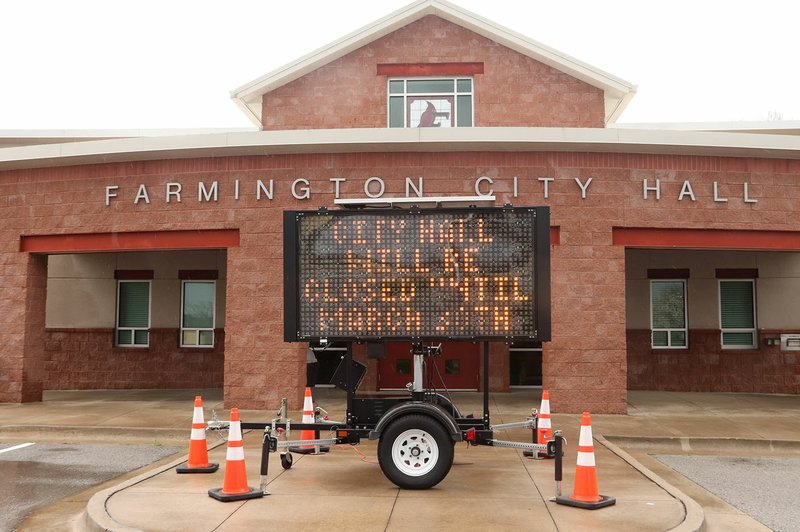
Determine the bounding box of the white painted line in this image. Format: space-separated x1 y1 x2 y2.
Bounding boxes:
0 442 35 454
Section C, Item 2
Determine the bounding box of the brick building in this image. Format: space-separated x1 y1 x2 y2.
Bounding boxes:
2 0 800 413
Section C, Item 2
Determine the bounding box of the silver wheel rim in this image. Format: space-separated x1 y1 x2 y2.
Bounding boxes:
391 428 439 477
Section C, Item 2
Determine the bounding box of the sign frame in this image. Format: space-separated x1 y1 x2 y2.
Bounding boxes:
283 206 550 343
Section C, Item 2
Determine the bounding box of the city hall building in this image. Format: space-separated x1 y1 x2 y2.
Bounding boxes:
2 0 800 414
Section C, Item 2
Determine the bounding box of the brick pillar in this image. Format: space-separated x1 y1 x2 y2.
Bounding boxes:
0 252 24 402
5 253 48 403
223 242 307 411
544 231 628 414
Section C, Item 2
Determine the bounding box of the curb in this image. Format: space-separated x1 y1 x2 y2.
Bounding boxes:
603 435 800 454
82 438 228 532
595 435 706 532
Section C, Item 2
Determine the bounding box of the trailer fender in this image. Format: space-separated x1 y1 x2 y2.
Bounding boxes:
368 402 462 442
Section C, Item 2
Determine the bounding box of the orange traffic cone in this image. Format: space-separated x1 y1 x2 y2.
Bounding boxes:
537 390 553 443
177 396 218 474
555 412 616 509
288 387 329 455
208 408 263 502
524 389 555 459
537 389 554 458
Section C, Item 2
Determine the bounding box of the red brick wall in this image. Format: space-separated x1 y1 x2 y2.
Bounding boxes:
484 341 510 392
628 329 800 393
0 253 48 403
21 254 48 402
262 16 604 130
3 152 800 412
43 329 224 390
0 246 25 402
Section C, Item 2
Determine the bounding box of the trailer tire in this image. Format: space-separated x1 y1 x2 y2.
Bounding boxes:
378 414 454 489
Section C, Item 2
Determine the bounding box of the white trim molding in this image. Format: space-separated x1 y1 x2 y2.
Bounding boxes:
2 127 800 171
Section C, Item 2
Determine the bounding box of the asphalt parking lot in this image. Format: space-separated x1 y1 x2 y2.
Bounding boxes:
655 454 800 532
0 442 180 531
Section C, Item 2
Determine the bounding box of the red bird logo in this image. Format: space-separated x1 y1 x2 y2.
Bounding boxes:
418 101 438 127
417 101 450 127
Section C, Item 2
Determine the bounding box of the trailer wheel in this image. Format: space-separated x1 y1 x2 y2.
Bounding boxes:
378 414 454 489
280 452 293 470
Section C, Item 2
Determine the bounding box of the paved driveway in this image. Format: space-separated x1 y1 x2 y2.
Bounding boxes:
0 442 179 531
656 454 800 532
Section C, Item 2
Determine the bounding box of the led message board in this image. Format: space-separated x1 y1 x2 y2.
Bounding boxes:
283 207 550 342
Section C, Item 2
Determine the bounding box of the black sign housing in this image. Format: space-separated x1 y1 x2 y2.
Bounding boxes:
284 206 550 342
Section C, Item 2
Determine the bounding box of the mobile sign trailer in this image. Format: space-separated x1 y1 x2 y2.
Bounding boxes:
245 205 557 490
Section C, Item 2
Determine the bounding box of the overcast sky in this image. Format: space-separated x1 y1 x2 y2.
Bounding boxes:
2 0 798 130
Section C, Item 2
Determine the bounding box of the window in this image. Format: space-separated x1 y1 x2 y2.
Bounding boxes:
181 281 215 347
116 281 150 347
719 280 756 348
650 280 687 348
388 78 473 128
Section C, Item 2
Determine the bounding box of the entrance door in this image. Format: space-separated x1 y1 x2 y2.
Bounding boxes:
378 341 479 390
509 342 542 386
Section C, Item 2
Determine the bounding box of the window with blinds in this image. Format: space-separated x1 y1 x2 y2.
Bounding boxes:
650 280 687 348
719 280 756 348
116 281 150 347
181 281 215 347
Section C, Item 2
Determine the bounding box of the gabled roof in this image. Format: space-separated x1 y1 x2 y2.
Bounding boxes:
230 0 637 128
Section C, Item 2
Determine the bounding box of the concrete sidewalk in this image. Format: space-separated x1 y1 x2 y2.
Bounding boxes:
2 389 799 531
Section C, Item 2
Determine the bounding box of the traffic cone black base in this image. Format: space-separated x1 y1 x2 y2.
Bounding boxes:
208 486 264 502
177 463 219 474
555 494 616 510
